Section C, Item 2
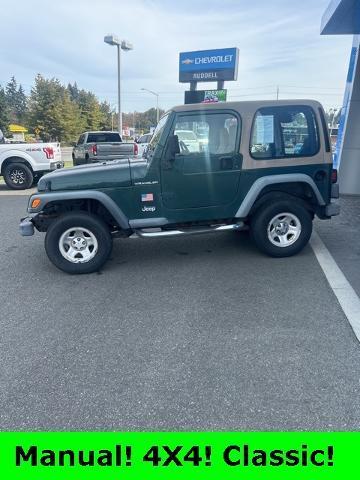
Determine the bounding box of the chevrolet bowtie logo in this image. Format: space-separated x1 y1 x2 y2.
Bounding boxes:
182 58 194 64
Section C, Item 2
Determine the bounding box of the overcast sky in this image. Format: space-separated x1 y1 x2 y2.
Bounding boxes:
0 0 352 113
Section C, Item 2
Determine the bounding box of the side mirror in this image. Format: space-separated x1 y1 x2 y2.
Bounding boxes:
166 134 180 159
163 135 180 169
71 142 77 147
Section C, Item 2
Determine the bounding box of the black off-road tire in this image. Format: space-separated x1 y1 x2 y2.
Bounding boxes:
250 200 313 257
45 212 113 274
3 162 33 190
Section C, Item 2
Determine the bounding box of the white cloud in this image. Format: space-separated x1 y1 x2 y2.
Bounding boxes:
0 0 352 111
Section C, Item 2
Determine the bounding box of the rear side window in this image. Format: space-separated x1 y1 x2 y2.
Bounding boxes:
87 132 121 143
77 134 85 145
250 106 319 160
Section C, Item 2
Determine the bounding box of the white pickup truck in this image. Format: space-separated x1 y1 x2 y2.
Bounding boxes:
0 130 63 189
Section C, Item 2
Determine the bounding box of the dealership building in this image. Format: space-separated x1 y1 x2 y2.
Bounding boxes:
321 0 360 194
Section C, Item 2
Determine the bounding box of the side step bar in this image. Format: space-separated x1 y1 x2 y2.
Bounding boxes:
134 222 245 239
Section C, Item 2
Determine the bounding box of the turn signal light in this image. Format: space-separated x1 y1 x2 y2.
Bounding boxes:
31 198 41 209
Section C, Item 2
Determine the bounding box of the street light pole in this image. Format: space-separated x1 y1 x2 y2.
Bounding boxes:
141 88 160 124
156 94 159 124
117 44 121 134
104 34 133 137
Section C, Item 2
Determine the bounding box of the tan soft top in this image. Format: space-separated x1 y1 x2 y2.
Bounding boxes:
171 99 323 114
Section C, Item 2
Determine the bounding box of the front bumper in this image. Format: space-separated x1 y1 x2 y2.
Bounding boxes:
19 217 35 236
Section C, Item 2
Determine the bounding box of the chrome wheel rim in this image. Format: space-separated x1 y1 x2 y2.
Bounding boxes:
59 227 98 263
267 212 301 247
10 168 26 185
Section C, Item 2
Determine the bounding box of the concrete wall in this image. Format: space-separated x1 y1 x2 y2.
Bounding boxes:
338 36 360 194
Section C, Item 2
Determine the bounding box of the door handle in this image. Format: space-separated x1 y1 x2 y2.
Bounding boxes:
219 153 243 170
220 156 234 170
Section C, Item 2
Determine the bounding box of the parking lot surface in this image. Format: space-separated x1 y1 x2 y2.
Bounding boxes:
0 194 360 431
316 195 360 297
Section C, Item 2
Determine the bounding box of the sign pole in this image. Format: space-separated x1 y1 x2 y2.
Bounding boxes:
117 44 122 135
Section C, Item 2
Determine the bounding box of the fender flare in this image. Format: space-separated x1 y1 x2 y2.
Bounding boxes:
235 173 325 218
28 190 130 229
0 150 37 171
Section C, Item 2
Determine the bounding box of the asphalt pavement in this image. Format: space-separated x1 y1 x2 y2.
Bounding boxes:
315 195 360 297
0 194 359 431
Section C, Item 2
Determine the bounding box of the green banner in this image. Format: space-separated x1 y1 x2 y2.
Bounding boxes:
0 432 358 479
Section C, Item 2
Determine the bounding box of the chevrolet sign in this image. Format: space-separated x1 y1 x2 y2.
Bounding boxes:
179 48 239 83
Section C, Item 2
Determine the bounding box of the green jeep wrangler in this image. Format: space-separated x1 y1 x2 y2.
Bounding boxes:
20 100 340 274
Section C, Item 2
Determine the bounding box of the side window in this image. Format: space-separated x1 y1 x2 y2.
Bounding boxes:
77 134 85 145
250 106 319 159
173 112 239 157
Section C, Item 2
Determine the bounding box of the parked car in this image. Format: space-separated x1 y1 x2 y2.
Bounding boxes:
175 129 200 152
135 133 152 158
0 141 62 189
20 100 339 274
72 131 138 166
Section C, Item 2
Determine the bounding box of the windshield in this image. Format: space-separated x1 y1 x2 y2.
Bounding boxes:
146 113 170 159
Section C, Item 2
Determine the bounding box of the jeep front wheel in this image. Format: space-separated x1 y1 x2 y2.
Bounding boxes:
45 212 113 274
250 201 312 257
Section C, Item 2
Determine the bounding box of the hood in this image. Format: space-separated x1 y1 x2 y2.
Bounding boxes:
38 159 131 192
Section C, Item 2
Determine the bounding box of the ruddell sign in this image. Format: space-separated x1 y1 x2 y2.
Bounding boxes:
179 48 239 83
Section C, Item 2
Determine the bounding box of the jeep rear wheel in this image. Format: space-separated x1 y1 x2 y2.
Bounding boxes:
45 212 112 274
250 201 312 257
3 162 33 190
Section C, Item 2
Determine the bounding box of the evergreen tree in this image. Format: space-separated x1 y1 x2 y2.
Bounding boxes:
5 76 27 124
5 76 18 123
0 85 10 135
77 90 103 131
99 101 112 130
67 82 80 103
51 91 84 142
27 74 83 142
2 73 165 142
16 85 27 123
